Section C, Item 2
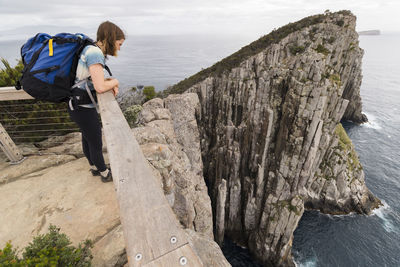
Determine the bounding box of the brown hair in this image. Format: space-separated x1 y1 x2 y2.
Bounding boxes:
96 21 125 57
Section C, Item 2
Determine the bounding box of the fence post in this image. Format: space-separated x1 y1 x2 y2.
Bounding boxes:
0 86 31 164
0 122 24 164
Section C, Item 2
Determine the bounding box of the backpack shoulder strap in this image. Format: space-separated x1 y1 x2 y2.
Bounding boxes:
104 65 112 76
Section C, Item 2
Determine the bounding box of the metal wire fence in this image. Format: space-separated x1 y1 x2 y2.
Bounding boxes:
0 99 80 147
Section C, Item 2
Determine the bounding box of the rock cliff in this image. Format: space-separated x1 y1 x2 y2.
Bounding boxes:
135 95 214 238
162 10 380 266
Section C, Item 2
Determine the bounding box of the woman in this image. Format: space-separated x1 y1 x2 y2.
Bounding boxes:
68 21 125 182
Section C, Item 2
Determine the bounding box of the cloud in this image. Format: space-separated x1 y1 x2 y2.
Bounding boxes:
0 0 399 36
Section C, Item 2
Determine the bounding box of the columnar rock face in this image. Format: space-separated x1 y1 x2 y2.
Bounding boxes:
163 11 380 266
135 95 214 238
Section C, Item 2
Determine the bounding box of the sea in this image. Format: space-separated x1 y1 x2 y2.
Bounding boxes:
1 32 399 267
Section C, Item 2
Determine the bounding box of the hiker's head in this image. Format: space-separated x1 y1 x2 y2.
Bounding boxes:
96 21 125 57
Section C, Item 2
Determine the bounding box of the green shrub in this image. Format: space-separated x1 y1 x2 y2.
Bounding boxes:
142 86 156 103
123 105 142 127
335 124 360 174
0 225 93 267
336 20 345 27
329 74 341 87
289 45 305 55
348 42 356 51
0 58 23 87
311 26 318 33
0 241 22 266
315 44 330 56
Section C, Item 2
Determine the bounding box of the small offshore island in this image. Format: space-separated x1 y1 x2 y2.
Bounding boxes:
358 30 381 35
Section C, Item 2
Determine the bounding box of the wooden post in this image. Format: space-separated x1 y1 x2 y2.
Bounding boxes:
97 91 203 267
0 123 24 164
0 87 30 164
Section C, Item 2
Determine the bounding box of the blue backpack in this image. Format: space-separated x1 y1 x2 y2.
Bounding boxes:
16 33 110 104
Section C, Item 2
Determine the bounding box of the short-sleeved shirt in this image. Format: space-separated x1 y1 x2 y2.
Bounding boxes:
75 45 105 108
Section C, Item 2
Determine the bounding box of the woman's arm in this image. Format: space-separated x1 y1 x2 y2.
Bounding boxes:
89 63 119 94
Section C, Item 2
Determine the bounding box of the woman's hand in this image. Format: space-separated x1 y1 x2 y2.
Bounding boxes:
112 86 119 97
105 78 119 97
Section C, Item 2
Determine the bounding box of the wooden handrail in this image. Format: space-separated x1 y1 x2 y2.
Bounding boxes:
98 91 203 267
0 87 33 101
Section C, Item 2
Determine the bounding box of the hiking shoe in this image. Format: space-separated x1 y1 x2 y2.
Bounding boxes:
101 168 113 183
90 169 101 176
90 164 110 176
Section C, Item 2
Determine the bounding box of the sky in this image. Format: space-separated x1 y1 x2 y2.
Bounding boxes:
0 0 399 39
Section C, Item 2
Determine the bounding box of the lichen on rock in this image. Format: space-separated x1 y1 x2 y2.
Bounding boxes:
306 124 381 215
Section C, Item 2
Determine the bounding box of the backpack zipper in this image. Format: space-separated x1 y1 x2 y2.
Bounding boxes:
31 65 60 75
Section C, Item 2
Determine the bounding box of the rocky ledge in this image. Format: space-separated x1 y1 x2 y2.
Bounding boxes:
161 10 381 266
0 93 230 267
